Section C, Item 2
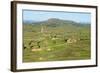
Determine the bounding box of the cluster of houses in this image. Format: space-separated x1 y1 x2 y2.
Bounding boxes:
24 33 79 52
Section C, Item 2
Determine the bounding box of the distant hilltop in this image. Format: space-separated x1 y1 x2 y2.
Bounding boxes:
23 18 90 26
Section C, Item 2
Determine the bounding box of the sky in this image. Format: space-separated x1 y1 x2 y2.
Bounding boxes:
23 10 91 23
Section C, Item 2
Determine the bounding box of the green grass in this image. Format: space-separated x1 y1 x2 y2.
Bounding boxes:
23 22 91 62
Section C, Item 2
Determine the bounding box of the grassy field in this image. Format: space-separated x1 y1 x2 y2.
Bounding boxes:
23 18 91 62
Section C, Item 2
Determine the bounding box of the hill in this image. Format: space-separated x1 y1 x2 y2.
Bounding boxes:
24 18 90 27
23 18 91 62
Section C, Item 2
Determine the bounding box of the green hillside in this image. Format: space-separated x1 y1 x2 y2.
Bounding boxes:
23 18 91 62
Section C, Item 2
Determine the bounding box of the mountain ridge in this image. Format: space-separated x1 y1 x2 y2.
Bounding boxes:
23 18 90 27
